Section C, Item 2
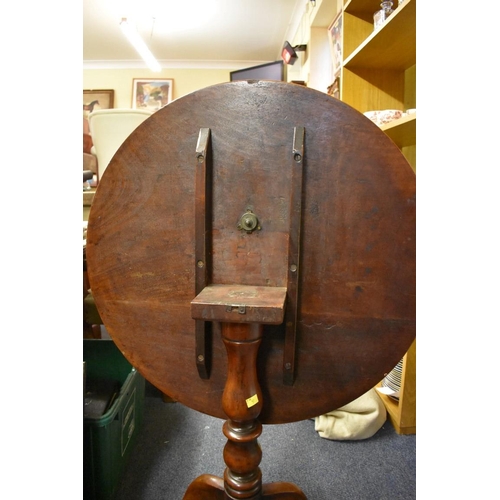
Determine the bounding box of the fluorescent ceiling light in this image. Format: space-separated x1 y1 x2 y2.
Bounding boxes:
111 0 217 33
120 18 161 72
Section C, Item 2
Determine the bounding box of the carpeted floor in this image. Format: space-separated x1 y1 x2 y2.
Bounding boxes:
113 386 416 500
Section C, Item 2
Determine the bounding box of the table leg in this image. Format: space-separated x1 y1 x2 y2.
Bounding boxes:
183 322 306 499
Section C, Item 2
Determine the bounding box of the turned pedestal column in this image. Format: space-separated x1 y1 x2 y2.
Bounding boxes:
183 285 307 500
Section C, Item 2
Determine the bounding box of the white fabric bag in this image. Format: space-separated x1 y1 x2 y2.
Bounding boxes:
314 388 387 441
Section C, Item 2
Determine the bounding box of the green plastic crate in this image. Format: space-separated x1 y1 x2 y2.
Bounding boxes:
83 340 145 500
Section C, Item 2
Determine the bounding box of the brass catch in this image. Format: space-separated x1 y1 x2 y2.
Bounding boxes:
237 210 260 234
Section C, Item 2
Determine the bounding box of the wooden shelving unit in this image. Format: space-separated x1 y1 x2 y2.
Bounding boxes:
377 340 416 434
343 0 416 69
380 112 416 147
291 0 416 434
340 0 416 433
341 0 416 172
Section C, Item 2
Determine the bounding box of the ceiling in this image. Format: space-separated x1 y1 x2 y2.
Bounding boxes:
83 0 307 69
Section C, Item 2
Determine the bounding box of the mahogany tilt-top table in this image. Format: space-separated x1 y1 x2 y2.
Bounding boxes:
86 81 416 499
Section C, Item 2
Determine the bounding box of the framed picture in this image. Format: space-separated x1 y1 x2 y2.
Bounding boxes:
83 89 114 117
327 74 340 100
83 89 114 187
132 79 174 111
83 89 114 136
328 13 343 77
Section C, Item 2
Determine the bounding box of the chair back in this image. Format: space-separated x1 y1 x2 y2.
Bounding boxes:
88 108 152 180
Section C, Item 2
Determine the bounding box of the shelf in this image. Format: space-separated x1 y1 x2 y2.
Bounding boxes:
376 338 416 435
376 384 416 435
343 0 416 70
344 0 383 18
376 384 402 429
380 112 416 148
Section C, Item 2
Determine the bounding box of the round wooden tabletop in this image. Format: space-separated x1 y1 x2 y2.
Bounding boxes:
86 81 415 424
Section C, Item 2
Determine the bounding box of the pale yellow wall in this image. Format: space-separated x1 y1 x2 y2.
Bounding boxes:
83 67 238 107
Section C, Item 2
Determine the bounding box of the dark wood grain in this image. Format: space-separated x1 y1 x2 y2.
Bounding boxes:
192 284 286 324
86 81 416 424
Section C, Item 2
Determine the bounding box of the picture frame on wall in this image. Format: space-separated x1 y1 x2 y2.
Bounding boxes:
328 13 343 77
83 89 114 135
83 89 114 188
132 79 174 111
83 89 114 116
327 73 340 100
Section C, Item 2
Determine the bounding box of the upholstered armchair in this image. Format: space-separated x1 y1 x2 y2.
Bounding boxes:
88 108 152 181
